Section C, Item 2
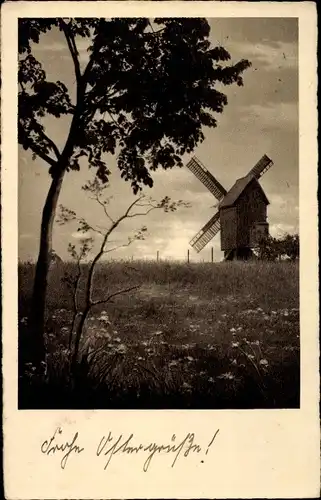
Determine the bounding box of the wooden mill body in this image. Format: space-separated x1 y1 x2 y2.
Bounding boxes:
219 174 270 254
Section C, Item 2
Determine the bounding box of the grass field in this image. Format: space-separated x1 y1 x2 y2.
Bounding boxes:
18 260 300 409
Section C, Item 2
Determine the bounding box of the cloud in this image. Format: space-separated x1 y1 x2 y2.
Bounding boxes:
238 102 298 131
229 41 298 72
33 37 91 65
270 223 298 238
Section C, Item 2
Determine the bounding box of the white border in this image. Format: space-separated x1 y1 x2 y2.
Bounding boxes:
2 2 319 499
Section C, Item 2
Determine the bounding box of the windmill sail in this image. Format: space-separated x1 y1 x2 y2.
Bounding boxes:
248 154 274 179
190 211 221 253
186 157 227 201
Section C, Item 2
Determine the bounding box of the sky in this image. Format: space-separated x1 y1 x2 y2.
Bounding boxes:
18 17 299 263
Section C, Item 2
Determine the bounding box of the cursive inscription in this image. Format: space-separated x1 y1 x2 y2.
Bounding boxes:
96 430 219 471
40 428 220 472
41 427 84 469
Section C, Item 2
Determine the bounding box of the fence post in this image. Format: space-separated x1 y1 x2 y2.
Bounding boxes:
157 250 159 262
187 249 190 263
211 247 214 263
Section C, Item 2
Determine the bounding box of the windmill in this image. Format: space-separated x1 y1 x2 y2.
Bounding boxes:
186 154 274 260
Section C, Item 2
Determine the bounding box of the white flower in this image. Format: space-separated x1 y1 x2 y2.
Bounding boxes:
186 356 194 362
114 337 121 343
99 314 111 324
208 377 215 383
168 360 179 367
271 310 277 315
182 382 192 390
231 359 237 365
259 359 269 366
153 331 162 336
236 326 243 331
230 327 236 333
246 354 255 360
217 372 235 380
231 342 239 348
116 344 127 354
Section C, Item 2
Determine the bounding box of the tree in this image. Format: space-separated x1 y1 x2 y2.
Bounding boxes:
57 178 189 369
19 18 251 367
256 233 299 261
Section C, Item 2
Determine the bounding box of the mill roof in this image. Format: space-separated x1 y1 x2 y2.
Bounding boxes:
219 174 269 209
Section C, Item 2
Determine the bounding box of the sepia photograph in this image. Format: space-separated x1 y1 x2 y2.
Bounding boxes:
18 16 300 410
2 2 319 499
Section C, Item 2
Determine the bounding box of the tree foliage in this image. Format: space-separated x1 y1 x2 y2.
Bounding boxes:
19 17 251 192
256 233 299 261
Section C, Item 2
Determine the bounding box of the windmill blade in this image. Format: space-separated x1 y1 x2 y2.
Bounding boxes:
190 211 221 253
248 154 274 180
186 156 227 201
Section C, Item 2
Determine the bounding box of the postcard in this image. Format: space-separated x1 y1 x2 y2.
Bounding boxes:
1 1 319 498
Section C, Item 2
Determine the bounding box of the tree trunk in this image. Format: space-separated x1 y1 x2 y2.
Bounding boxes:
28 166 66 368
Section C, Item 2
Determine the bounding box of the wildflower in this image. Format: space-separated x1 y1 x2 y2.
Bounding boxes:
114 337 121 343
250 340 260 346
186 356 194 362
259 359 269 366
116 344 127 354
230 327 236 333
246 354 255 360
217 372 235 380
182 382 192 390
99 314 111 324
283 310 289 317
231 342 239 348
231 359 237 365
221 314 227 318
271 310 277 315
208 377 215 383
153 331 162 336
256 307 263 312
236 326 243 331
168 360 179 367
263 315 270 320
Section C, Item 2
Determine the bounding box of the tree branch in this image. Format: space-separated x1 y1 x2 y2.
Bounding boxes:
103 239 135 254
126 207 158 218
19 129 57 168
38 128 61 160
59 19 82 87
91 285 140 306
93 192 115 224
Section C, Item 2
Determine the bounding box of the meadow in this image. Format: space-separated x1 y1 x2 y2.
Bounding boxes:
18 260 300 409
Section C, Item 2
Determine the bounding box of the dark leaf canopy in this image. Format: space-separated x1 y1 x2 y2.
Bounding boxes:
18 18 251 193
